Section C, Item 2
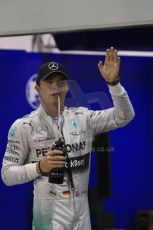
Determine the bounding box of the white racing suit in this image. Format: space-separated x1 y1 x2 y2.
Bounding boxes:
1 83 135 230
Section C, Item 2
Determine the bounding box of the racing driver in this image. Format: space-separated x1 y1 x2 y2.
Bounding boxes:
1 47 135 230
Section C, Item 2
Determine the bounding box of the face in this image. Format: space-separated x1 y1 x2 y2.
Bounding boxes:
36 74 69 107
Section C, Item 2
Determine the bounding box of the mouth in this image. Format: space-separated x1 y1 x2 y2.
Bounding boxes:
51 93 60 96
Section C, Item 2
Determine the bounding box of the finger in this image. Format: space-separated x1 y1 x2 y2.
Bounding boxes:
105 49 110 62
118 57 121 70
48 161 66 165
47 150 64 156
98 61 103 70
116 56 121 67
118 56 121 64
110 46 115 52
46 156 66 161
109 47 114 61
114 49 119 62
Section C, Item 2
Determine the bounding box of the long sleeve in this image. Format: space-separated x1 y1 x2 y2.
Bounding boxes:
87 83 135 135
1 120 40 186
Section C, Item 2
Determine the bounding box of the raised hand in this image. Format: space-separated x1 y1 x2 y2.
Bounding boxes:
98 47 120 83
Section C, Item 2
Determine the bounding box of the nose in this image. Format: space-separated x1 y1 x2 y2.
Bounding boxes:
49 81 62 95
51 81 60 89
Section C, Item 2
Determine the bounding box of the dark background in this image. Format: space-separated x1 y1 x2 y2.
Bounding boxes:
54 25 153 51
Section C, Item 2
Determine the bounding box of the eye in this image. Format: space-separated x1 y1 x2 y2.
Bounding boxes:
47 80 53 84
59 80 67 86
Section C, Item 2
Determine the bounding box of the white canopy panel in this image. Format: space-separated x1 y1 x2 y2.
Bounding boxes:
0 0 153 36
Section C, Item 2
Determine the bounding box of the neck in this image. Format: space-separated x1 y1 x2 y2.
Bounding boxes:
41 101 64 117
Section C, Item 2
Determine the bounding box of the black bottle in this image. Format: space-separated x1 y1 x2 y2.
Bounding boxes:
48 138 66 184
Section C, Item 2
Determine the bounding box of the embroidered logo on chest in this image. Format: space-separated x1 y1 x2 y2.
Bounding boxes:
70 118 78 128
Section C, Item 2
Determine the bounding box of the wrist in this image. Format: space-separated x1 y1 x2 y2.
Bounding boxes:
106 75 120 86
37 161 43 175
37 160 49 176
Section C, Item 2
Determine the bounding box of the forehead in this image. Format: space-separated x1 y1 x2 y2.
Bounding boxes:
45 73 66 82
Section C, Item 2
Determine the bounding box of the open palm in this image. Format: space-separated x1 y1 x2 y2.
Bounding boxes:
98 47 120 82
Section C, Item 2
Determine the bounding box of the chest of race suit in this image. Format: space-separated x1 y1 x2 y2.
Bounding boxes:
25 116 92 184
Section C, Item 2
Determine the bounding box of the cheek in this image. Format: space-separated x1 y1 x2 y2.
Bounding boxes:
61 85 69 93
39 88 49 98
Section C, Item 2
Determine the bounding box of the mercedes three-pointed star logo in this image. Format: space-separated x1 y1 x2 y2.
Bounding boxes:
48 62 58 70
